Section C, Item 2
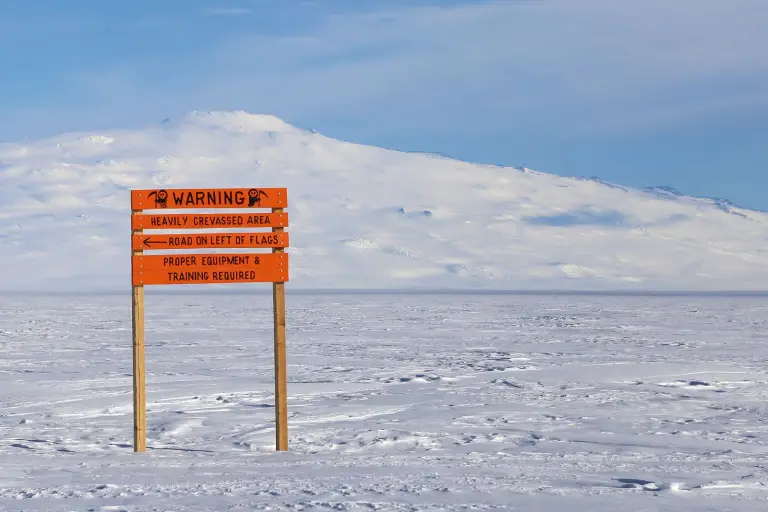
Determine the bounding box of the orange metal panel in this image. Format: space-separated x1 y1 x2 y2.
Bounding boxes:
131 232 289 251
131 187 287 210
131 212 288 230
132 252 288 285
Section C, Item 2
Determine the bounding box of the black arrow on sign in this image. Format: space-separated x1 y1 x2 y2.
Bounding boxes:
142 237 168 247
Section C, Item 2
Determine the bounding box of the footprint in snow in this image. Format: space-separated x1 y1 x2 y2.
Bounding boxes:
614 478 691 492
657 379 721 390
380 374 450 384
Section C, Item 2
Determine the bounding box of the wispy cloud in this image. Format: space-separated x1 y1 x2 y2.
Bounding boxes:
3 0 767 142
183 0 768 138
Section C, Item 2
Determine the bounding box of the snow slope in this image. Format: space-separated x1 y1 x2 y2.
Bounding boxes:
1 110 766 292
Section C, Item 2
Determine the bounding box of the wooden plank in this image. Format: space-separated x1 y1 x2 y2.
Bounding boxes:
131 188 287 210
272 206 288 451
131 212 288 230
131 210 147 453
132 252 288 285
132 232 289 251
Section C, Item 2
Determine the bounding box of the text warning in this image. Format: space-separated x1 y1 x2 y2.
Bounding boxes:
131 188 287 210
132 232 289 250
132 253 288 285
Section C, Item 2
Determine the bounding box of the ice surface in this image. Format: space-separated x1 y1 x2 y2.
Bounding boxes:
1 110 768 292
1 292 768 510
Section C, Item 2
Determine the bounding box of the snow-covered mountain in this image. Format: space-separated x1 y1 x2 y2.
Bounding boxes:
1 110 766 292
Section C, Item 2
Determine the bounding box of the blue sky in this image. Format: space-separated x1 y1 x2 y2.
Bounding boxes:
1 0 766 209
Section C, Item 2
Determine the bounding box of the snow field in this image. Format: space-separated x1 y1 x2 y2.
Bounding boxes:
0 293 768 510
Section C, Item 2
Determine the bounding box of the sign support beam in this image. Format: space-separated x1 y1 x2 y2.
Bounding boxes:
131 209 147 453
273 206 288 451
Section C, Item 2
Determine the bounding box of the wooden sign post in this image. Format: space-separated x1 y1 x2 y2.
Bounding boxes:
130 187 290 453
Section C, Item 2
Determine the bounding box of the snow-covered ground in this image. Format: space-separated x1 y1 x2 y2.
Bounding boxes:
1 292 768 511
2 110 768 292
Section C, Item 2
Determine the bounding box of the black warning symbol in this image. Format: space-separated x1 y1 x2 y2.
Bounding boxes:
147 189 168 208
248 188 268 207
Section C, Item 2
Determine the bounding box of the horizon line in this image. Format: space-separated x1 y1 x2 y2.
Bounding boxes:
3 288 768 298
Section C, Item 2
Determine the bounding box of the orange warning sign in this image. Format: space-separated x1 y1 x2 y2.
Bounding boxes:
132 212 288 230
131 187 287 210
132 253 288 285
129 185 291 454
132 232 289 251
